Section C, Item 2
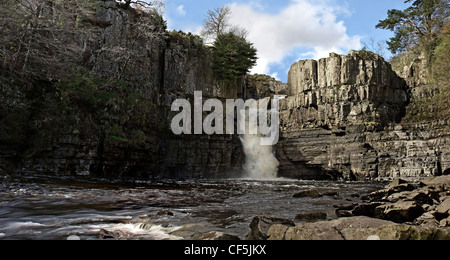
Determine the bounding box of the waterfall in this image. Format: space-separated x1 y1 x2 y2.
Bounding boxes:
239 98 280 179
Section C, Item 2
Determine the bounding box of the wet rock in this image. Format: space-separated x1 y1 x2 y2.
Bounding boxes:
99 228 126 240
246 216 295 240
295 211 327 222
156 209 175 217
194 231 240 241
322 190 339 197
293 189 321 198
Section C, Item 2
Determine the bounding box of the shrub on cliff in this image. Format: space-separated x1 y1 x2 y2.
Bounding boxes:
212 33 257 82
432 23 450 84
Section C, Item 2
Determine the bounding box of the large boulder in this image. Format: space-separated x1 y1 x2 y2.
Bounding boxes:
267 216 450 240
435 198 450 220
246 216 295 240
375 201 424 223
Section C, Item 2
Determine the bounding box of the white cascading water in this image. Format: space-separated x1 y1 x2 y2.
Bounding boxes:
239 99 280 179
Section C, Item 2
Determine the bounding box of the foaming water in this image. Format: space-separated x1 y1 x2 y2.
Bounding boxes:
239 103 280 179
0 176 382 240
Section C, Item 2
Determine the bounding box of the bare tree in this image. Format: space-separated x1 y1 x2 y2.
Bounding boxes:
0 0 166 80
200 5 248 44
104 11 167 81
363 37 387 58
0 0 103 78
116 0 165 14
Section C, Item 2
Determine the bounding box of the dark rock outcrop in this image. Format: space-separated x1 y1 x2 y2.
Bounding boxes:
0 1 244 179
337 177 450 227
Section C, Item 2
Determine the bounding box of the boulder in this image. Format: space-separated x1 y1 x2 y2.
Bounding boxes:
267 224 291 240
435 197 450 220
413 212 440 227
352 202 382 217
267 216 450 240
407 190 435 205
362 189 389 202
283 217 395 240
246 216 295 240
375 201 424 223
386 178 416 193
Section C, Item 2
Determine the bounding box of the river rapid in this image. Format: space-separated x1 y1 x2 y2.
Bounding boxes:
0 175 382 240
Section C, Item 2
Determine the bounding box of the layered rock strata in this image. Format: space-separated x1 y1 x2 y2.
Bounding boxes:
276 51 450 180
0 1 244 179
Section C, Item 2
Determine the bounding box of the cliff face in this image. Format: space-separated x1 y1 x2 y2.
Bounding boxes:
276 51 450 180
1 1 448 181
0 1 243 179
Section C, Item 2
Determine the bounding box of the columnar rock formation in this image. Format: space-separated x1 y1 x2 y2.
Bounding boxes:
275 51 450 180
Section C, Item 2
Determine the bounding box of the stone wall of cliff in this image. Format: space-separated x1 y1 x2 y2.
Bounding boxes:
2 1 448 181
276 51 450 180
0 1 243 179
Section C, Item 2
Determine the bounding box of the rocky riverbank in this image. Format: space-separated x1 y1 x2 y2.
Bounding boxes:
94 176 450 240
253 176 450 240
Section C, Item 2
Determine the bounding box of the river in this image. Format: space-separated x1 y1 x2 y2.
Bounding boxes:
0 175 382 240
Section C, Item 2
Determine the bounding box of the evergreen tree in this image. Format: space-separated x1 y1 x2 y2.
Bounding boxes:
376 0 449 55
212 33 258 82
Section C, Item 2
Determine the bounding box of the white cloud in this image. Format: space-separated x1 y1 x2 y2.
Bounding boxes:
176 5 186 16
228 0 362 75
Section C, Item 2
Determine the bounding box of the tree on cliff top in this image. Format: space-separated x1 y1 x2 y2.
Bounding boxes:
201 5 256 82
212 33 257 82
376 0 449 57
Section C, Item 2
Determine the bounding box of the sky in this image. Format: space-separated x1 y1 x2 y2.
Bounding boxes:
162 0 411 82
